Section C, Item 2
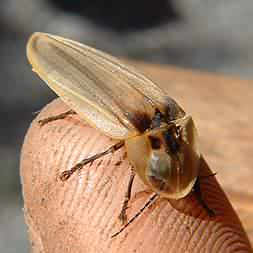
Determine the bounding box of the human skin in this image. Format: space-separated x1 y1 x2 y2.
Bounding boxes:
20 99 252 253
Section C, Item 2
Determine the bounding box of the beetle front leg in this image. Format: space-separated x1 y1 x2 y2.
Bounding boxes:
38 109 76 126
60 141 124 181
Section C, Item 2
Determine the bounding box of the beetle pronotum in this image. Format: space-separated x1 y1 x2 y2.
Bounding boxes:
27 33 214 237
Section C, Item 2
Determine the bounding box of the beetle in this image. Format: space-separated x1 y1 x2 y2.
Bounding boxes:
27 32 214 237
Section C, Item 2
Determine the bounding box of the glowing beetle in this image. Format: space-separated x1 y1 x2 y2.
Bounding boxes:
27 33 214 237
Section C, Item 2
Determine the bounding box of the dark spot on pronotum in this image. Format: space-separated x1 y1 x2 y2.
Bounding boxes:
151 108 165 129
164 130 179 154
127 111 152 133
164 97 185 121
148 135 162 149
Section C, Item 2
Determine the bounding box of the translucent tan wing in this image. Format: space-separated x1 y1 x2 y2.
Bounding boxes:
27 32 183 139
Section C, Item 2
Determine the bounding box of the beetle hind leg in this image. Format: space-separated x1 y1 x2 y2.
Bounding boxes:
38 109 76 126
112 193 159 238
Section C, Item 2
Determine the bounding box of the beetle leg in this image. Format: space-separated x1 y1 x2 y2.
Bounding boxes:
60 141 124 181
193 177 215 217
112 193 159 238
118 169 135 225
38 109 76 126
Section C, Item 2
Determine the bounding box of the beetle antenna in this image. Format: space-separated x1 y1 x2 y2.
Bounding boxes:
111 193 159 238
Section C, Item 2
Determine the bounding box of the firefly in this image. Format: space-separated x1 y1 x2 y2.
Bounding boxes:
26 33 214 237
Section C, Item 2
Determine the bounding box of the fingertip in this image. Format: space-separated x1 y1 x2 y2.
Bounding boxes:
21 99 252 253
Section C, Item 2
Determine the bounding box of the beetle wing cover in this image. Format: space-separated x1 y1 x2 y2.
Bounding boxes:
27 33 181 139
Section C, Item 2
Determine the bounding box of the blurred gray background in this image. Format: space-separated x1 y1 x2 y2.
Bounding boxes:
1 0 253 252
